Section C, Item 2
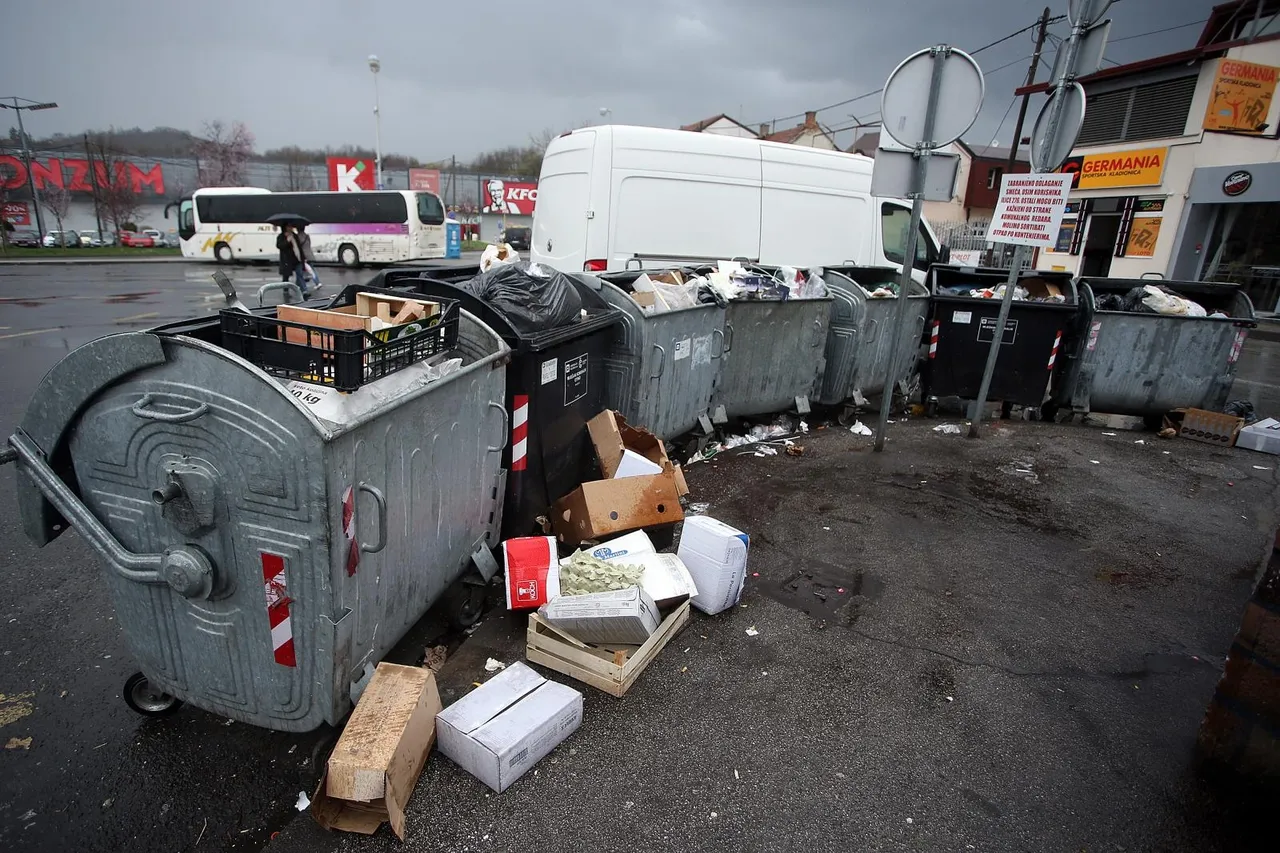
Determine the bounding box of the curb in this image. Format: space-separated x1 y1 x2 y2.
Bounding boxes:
0 256 193 266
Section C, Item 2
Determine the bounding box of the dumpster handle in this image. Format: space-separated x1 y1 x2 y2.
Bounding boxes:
486 401 509 453
866 318 879 344
257 281 304 306
5 431 165 584
650 344 665 379
724 321 734 353
711 328 724 359
131 394 209 424
357 483 387 554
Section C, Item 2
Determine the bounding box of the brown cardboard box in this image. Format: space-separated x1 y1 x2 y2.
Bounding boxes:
552 411 688 545
311 663 443 840
1167 408 1244 446
278 295 439 345
1022 277 1064 301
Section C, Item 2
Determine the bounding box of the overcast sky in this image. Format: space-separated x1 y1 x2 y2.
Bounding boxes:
7 0 1222 160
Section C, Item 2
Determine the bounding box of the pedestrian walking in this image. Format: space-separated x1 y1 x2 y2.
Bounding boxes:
276 224 309 297
297 224 322 294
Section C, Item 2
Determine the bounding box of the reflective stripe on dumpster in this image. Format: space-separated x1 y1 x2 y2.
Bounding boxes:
262 553 296 668
512 395 530 471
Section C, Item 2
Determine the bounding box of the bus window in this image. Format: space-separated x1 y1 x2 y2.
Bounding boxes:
416 193 444 225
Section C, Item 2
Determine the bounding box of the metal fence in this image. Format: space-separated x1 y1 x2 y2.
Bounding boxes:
933 220 1018 269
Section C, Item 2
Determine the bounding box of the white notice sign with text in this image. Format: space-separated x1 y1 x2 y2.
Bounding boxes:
989 173 1074 247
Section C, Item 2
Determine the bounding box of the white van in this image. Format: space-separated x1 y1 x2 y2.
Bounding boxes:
531 125 948 281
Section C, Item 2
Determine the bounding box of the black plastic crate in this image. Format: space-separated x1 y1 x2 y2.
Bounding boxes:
219 293 460 392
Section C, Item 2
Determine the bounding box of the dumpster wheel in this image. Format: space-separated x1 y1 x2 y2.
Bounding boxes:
443 580 488 629
123 672 184 717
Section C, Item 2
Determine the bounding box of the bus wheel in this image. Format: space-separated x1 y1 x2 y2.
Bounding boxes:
214 242 233 263
339 244 360 267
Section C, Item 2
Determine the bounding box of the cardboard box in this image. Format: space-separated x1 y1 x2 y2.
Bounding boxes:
504 536 560 610
311 663 443 840
1237 417 1280 455
580 530 657 562
527 600 692 696
277 296 439 344
435 662 582 793
678 516 750 615
1171 408 1244 446
552 532 698 607
543 587 661 645
552 411 688 546
1022 277 1064 301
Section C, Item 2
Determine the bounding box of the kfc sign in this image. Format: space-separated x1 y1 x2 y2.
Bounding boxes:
481 178 538 215
327 157 376 192
2 201 30 226
0 156 165 196
408 168 440 193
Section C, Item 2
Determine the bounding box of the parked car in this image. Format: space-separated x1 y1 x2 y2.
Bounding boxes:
8 229 41 248
501 225 532 251
118 231 155 248
43 230 81 248
141 228 167 247
79 230 104 248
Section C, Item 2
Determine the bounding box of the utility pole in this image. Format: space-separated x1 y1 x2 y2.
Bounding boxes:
0 97 58 239
450 155 457 209
85 133 104 236
1005 7 1052 174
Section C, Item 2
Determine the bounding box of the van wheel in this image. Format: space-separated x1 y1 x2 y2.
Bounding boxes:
214 242 233 263
339 244 360 267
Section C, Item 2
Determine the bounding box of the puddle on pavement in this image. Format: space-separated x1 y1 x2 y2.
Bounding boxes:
762 562 883 620
103 291 159 304
0 297 52 307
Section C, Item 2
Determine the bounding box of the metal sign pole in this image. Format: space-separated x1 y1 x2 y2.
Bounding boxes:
874 47 949 452
967 0 1097 438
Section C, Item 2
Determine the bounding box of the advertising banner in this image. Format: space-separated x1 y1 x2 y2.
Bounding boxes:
1204 59 1278 134
327 157 376 192
481 177 538 215
408 168 440 193
1059 147 1167 190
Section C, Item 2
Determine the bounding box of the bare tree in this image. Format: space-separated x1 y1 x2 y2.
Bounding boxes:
194 120 255 187
43 185 72 244
91 139 141 236
270 148 319 191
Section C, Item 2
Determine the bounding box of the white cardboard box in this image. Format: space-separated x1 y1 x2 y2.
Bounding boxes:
581 530 656 562
678 516 750 615
435 662 582 793
1237 417 1280 456
614 449 664 479
543 587 661 645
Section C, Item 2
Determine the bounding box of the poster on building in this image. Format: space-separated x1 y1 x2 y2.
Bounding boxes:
1058 147 1167 190
0 156 166 195
1124 217 1162 258
1051 220 1077 254
988 173 1074 247
408 168 440 193
1 201 30 226
326 157 376 192
1204 59 1279 134
481 177 538 215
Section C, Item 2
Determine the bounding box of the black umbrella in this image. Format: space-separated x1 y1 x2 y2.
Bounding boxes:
265 212 311 227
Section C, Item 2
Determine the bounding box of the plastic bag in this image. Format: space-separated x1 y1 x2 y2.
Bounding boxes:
479 242 519 273
1094 293 1126 311
1135 284 1207 316
633 271 699 313
463 260 583 332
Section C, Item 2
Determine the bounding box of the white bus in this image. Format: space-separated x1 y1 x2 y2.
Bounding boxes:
167 187 447 266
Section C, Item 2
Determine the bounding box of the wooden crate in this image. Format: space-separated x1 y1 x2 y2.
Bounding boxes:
526 600 691 696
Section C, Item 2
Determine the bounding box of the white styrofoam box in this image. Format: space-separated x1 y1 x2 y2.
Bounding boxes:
677 516 749 615
1237 417 1280 455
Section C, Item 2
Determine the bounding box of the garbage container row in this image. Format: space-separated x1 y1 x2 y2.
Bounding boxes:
1 263 1258 732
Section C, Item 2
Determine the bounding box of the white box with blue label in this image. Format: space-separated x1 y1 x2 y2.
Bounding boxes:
677 516 750 615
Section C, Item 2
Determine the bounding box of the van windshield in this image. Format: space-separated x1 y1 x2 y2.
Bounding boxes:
881 203 938 271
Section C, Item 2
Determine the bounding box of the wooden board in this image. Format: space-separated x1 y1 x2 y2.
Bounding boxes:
526 600 691 697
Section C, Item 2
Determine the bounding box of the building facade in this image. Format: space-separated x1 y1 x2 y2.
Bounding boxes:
1027 2 1280 312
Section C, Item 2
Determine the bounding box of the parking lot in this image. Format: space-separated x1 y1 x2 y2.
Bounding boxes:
1 260 1278 852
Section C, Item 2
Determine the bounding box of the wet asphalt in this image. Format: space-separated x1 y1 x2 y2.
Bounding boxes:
1 261 1279 852
0 259 476 853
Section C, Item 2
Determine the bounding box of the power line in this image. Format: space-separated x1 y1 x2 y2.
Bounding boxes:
1108 18 1209 44
744 14 1066 128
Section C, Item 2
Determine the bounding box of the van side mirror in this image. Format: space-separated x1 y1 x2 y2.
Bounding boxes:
938 244 952 264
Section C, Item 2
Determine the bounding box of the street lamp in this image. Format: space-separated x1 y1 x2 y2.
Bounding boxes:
0 97 58 239
599 107 612 124
368 55 383 189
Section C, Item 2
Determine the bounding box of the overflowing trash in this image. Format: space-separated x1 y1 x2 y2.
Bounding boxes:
1118 284 1208 317
625 261 828 315
939 276 1067 303
478 241 519 272
463 260 584 333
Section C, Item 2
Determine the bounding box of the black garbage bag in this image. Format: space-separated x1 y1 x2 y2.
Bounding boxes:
1224 400 1257 423
463 261 583 333
1122 286 1158 314
1094 292 1126 311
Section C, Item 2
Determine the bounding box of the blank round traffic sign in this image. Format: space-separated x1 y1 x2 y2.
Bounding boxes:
1029 82 1086 173
880 47 985 149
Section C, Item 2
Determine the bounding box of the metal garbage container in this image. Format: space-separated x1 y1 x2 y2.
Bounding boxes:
589 269 726 440
818 266 930 406
1051 277 1257 422
2 290 509 731
709 271 832 422
923 265 1078 413
376 268 622 538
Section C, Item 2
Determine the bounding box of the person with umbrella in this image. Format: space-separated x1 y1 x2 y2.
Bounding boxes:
270 213 312 297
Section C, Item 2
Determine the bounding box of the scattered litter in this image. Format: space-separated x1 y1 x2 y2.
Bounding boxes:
625 801 635 809
785 444 805 457
837 587 846 594
710 812 718 819
945 696 954 703
1163 451 1171 455
849 420 873 436
752 446 779 457
103 798 113 808
687 502 711 515
18 810 36 821
1102 432 1118 436
761 671 768 676
288 745 297 754
1090 460 1100 464
1134 439 1146 445
752 572 760 577
933 424 962 435
745 626 759 637
1159 427 1177 439
822 526 831 531
683 648 690 653
484 658 506 673
1254 465 1272 470
1000 460 1039 484
681 666 688 673
799 421 810 434
906 817 914 825
1227 482 1235 487
423 645 448 673
295 791 310 811
5 737 32 750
